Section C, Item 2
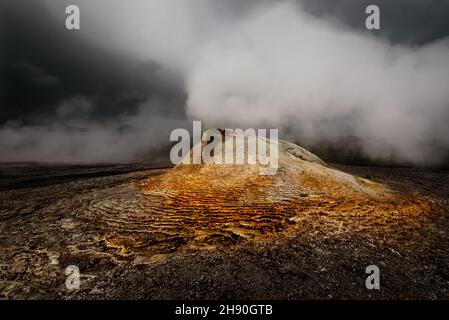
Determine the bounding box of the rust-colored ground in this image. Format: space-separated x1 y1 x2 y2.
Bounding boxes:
0 153 448 299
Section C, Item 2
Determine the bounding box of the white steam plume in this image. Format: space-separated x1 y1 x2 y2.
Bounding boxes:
186 2 449 164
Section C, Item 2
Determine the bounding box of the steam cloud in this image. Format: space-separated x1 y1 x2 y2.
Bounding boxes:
186 2 449 164
0 100 186 163
2 0 449 164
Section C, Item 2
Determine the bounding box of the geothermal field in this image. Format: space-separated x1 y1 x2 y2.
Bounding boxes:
1 140 449 299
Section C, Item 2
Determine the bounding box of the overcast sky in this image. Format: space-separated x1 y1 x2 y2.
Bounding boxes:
1 0 449 164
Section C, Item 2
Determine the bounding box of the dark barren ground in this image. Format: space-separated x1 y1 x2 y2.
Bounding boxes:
1 162 449 299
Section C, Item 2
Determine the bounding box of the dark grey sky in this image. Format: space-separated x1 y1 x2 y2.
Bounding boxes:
301 0 449 44
1 0 449 164
0 0 186 125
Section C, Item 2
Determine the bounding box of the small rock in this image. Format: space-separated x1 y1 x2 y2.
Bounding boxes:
289 216 300 223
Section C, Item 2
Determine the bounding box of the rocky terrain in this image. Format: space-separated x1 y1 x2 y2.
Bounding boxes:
1 141 449 299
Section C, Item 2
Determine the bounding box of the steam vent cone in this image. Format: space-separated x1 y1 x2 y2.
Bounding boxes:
81 132 433 261
135 132 412 250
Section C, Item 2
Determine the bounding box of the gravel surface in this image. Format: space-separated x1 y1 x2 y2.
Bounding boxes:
0 162 448 299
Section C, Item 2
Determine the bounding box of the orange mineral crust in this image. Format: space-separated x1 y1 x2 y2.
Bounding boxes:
125 139 437 256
